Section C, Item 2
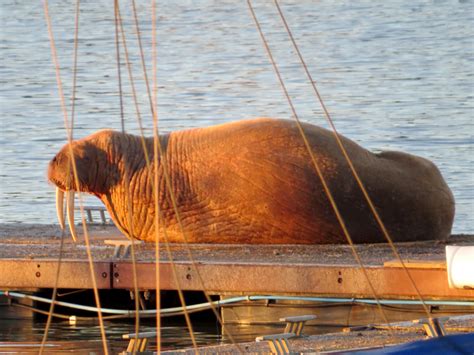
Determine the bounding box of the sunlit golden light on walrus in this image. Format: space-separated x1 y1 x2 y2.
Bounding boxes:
48 118 455 244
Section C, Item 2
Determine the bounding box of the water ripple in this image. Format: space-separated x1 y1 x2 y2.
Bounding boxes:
0 0 472 233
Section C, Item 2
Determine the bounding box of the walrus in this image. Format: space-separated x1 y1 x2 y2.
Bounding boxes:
47 118 455 244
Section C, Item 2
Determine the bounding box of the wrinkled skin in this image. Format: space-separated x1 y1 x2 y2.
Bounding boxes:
48 118 455 244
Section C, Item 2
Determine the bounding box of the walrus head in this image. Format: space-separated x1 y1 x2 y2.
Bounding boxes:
48 130 117 240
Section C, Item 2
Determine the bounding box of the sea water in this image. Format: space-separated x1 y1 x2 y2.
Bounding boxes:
0 0 472 232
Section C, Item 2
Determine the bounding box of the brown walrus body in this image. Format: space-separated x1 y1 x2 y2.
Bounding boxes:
48 118 455 244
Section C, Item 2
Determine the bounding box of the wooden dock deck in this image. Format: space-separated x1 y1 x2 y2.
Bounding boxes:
1 223 473 353
1 224 473 301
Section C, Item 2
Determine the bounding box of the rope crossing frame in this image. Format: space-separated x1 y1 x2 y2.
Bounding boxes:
41 0 109 353
270 0 432 319
246 0 393 328
271 0 432 319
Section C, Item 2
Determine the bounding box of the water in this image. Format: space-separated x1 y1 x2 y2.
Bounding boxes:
2 300 469 352
0 313 224 352
0 0 472 232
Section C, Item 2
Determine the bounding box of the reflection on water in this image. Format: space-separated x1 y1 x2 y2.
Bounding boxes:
0 307 361 352
0 0 472 232
1 296 473 352
0 317 221 352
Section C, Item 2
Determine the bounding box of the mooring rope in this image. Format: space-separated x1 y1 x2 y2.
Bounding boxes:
5 291 473 316
246 0 393 328
131 0 155 118
151 0 161 351
39 228 66 354
113 3 144 347
113 2 149 349
272 0 432 319
114 0 125 133
42 0 109 353
40 0 81 347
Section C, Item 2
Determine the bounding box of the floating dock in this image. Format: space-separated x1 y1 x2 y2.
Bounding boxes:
1 224 473 301
1 223 474 353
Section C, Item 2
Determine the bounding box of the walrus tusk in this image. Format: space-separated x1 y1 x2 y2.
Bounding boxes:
56 187 65 230
66 190 78 242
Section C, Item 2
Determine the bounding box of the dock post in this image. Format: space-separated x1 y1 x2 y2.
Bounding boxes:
280 315 316 336
104 239 143 259
120 331 156 354
86 210 93 223
99 209 106 224
76 205 109 225
256 332 295 355
412 317 449 338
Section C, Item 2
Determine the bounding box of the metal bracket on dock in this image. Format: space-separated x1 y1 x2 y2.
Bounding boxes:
129 290 150 310
104 239 143 259
256 332 296 355
120 331 155 354
77 205 109 224
412 317 449 338
280 314 316 336
255 314 316 354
